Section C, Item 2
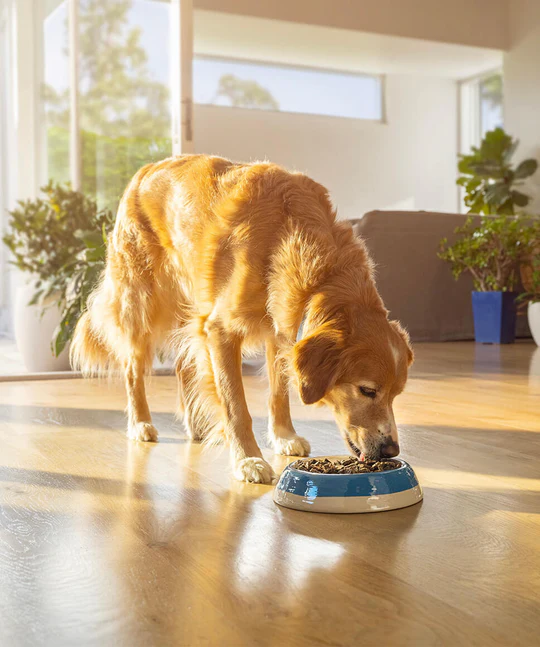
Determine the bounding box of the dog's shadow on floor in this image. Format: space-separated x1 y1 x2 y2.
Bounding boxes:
0 404 287 453
0 402 183 438
0 402 338 449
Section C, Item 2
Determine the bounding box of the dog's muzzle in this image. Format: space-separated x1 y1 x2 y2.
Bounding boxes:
345 432 399 460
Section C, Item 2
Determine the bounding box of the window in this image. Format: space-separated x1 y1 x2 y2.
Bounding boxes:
479 73 503 138
2 0 194 336
459 71 504 212
194 56 383 121
78 0 172 211
460 71 503 154
40 0 174 212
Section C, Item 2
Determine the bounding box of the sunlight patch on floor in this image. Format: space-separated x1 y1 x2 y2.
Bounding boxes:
416 467 540 492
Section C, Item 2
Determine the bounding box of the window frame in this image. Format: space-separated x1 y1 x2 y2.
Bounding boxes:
193 53 387 124
0 0 14 320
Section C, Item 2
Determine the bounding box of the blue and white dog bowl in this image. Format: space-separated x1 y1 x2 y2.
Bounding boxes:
273 456 423 514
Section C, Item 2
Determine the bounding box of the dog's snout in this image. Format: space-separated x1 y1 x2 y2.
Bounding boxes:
380 440 400 458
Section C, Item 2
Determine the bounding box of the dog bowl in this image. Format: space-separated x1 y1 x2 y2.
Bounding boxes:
273 456 423 514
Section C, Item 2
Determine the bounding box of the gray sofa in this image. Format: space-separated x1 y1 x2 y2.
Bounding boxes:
352 210 530 342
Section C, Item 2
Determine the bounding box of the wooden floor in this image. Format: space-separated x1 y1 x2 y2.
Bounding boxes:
0 342 539 646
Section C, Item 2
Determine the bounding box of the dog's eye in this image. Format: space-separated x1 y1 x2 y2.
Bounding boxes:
359 386 377 399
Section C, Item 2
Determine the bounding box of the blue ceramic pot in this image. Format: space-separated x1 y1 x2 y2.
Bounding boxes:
471 291 517 344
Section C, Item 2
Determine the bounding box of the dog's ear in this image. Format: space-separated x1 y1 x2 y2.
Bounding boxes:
390 320 414 366
292 327 343 404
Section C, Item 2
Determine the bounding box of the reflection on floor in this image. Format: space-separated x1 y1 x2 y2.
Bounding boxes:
0 341 539 645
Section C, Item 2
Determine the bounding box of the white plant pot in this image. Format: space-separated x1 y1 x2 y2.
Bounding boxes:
529 302 540 346
14 284 71 372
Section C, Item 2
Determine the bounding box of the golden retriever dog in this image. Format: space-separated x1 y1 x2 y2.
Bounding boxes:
71 155 413 484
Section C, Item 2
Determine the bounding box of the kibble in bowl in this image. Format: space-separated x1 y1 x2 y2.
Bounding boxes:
273 455 423 514
291 456 401 474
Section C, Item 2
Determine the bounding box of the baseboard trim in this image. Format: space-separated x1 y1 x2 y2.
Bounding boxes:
0 367 176 383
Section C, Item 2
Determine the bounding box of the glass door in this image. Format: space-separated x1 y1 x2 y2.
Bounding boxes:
38 0 193 212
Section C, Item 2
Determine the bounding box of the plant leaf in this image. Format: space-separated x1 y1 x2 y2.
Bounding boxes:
514 159 538 180
511 190 530 207
75 230 104 249
28 290 44 306
485 183 510 206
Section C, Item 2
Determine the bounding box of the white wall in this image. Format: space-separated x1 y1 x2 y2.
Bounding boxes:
195 0 509 50
504 0 540 212
194 11 503 80
194 74 458 219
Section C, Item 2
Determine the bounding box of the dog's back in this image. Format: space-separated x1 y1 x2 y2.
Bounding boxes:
71 155 349 370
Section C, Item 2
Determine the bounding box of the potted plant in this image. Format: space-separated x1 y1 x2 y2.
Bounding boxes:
458 127 537 215
518 232 540 345
2 183 113 371
439 216 534 344
519 216 540 323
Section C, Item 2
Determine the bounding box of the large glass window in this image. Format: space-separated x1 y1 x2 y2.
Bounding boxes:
194 56 383 121
41 0 172 212
78 0 172 211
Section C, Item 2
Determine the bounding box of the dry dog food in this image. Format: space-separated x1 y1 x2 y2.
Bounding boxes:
291 457 400 474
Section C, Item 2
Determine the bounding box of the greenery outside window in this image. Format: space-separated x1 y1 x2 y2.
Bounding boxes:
41 0 174 213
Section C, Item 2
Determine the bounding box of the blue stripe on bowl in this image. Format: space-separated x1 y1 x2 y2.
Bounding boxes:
276 459 419 498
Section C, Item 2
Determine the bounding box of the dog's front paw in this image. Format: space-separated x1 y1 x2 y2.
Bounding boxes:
127 422 158 442
233 457 276 484
271 435 311 457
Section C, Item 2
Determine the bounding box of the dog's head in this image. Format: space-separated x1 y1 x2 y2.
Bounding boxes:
292 314 413 460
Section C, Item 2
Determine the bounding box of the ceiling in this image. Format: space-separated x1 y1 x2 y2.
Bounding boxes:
194 10 503 80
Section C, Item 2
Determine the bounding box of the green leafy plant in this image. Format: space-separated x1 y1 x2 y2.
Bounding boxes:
2 182 114 356
518 256 540 304
518 220 540 305
458 128 538 215
438 215 535 292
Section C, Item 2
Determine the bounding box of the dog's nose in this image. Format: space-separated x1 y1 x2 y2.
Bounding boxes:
380 441 400 458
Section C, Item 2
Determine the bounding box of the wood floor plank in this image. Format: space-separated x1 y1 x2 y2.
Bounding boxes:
0 341 539 646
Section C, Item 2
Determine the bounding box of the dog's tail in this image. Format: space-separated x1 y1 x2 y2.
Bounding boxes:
71 163 160 377
70 281 119 376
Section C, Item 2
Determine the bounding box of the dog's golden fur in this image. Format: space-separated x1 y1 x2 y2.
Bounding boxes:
71 154 413 483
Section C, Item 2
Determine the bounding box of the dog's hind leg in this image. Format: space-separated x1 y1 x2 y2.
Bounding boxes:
265 338 310 457
125 346 158 442
176 359 207 441
175 322 224 442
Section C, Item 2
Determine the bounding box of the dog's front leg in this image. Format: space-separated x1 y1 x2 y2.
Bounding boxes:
205 318 276 484
266 339 310 457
